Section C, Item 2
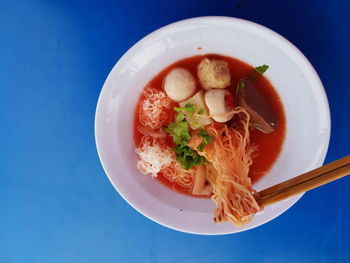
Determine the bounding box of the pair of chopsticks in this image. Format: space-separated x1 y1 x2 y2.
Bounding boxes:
256 155 350 207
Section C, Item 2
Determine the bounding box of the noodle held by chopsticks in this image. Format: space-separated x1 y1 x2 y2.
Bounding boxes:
189 108 262 226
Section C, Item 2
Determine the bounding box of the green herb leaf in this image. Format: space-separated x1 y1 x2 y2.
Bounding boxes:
238 79 245 90
184 103 196 115
197 130 215 151
198 108 204 115
174 103 196 116
166 106 211 169
173 146 205 170
165 121 190 147
198 130 208 137
254 64 269 74
176 112 186 123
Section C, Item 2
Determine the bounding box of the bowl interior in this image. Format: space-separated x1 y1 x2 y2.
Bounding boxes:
95 17 330 234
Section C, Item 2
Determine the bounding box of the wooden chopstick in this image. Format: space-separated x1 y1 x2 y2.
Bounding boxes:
256 155 350 207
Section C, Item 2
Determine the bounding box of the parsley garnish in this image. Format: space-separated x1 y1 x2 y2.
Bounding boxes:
240 64 269 88
165 121 190 147
254 64 269 74
166 105 209 170
197 130 215 152
238 79 245 90
174 103 196 116
175 111 186 123
173 146 205 170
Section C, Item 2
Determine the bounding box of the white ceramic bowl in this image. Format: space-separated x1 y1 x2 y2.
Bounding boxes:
95 17 330 235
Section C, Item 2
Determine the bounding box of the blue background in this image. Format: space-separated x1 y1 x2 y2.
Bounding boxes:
1 0 349 262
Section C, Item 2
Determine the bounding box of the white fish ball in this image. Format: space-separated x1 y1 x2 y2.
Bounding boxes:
164 67 196 102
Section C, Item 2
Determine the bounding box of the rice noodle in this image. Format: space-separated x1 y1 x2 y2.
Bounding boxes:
135 136 173 177
162 162 196 189
189 107 262 226
138 126 167 139
137 136 196 188
139 87 171 129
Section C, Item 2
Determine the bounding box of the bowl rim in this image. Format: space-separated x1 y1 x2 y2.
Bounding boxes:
94 16 331 235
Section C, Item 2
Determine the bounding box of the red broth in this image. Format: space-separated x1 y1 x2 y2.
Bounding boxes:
133 54 286 197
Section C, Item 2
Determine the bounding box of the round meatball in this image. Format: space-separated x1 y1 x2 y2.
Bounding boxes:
163 67 196 102
198 58 231 90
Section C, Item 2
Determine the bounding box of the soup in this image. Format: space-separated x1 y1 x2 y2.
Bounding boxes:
133 54 285 226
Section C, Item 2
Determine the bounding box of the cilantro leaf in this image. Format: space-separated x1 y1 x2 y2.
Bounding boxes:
174 103 196 116
238 79 245 90
165 121 190 147
176 112 186 123
173 146 205 170
197 130 215 152
166 106 211 169
239 64 269 89
254 64 269 74
198 130 208 137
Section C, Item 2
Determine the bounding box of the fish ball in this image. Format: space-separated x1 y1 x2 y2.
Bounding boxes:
198 58 231 90
164 68 196 102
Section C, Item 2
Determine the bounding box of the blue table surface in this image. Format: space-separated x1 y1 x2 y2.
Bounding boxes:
1 0 350 262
